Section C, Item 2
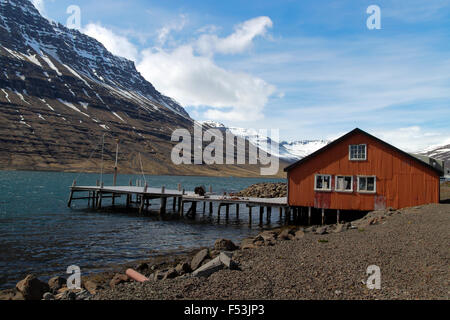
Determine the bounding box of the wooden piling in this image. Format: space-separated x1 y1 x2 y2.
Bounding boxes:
98 191 103 209
308 207 312 225
160 197 167 215
337 209 340 224
321 208 325 225
259 206 264 225
179 200 184 216
139 195 145 214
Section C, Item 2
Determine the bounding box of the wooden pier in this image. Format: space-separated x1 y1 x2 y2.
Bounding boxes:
68 182 290 225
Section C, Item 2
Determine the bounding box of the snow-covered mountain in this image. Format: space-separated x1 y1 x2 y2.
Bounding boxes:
200 120 330 162
280 140 331 160
419 143 450 173
0 0 280 176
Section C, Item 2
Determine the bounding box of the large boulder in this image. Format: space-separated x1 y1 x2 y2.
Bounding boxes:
191 249 209 271
214 239 238 251
162 268 178 280
192 257 224 277
48 276 66 293
175 262 192 275
84 280 100 295
295 229 305 239
241 238 257 250
16 275 50 300
278 229 291 240
109 274 129 289
260 231 277 242
219 252 238 270
315 227 328 235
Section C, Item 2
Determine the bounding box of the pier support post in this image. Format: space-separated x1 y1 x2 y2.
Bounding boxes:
179 200 184 217
236 204 239 218
98 192 103 209
267 206 272 224
177 197 182 214
139 195 145 214
160 197 167 215
248 206 253 224
209 202 213 214
225 204 230 219
67 191 74 208
126 194 130 208
259 206 264 225
321 208 325 225
172 197 176 212
308 207 312 225
217 204 222 220
67 180 76 208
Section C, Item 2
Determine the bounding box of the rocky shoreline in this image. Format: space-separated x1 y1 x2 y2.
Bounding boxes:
1 183 449 300
2 203 449 300
230 182 287 198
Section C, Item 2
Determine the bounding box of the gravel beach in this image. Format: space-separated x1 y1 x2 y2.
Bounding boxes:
95 202 449 300
2 183 448 300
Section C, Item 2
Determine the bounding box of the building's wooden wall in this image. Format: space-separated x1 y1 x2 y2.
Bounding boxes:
288 133 440 210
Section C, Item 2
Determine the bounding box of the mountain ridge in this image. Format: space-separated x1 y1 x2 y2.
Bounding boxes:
0 0 287 177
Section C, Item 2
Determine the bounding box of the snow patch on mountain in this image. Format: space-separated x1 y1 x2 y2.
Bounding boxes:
200 120 330 161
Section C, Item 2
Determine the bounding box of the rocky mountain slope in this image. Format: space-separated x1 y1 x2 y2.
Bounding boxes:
0 0 285 177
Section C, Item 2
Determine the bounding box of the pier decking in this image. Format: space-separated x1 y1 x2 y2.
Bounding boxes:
68 183 290 225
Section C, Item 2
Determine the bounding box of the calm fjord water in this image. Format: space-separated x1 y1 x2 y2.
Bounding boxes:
0 170 285 289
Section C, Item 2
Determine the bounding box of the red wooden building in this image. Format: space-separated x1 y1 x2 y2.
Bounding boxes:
285 128 443 218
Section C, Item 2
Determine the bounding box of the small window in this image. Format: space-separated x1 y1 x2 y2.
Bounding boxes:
349 144 367 160
357 176 376 193
335 175 353 192
315 174 332 191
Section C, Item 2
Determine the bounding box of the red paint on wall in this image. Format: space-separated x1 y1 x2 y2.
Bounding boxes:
287 130 441 210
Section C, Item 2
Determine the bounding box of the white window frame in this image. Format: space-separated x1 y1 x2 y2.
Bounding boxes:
349 144 367 161
314 174 332 192
335 175 354 193
357 175 377 193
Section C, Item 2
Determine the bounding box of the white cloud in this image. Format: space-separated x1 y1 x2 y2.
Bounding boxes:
135 16 276 121
372 126 450 153
195 16 273 55
137 45 275 120
81 17 276 121
156 14 187 46
83 23 139 62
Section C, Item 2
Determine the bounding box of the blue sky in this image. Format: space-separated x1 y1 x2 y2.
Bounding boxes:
32 0 450 151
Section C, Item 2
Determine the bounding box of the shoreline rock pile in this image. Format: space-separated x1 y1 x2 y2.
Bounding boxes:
231 182 287 198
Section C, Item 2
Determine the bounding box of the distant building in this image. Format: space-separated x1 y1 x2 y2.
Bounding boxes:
284 128 444 211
